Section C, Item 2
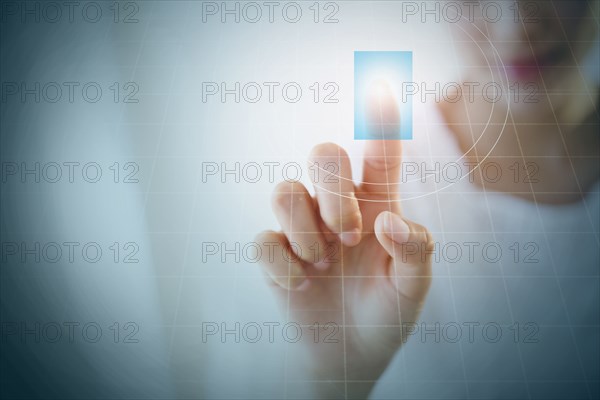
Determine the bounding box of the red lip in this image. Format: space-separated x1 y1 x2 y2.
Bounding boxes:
506 47 564 80
506 60 540 80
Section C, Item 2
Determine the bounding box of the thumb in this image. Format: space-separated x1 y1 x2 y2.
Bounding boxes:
374 211 433 301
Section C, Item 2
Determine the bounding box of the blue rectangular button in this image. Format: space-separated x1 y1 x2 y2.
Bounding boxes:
354 51 413 140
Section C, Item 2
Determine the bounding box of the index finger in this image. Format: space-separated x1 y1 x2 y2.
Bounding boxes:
362 140 402 198
361 81 403 203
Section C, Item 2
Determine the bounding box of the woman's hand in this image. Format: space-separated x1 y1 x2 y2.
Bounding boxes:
256 137 434 398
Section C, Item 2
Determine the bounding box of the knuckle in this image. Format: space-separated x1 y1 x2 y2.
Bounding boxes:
411 222 435 259
364 155 401 172
271 181 308 211
293 237 328 263
419 226 435 254
404 221 434 254
309 142 347 161
322 209 362 232
254 230 276 246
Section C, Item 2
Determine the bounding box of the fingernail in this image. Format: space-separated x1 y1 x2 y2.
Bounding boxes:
340 229 361 247
294 279 311 291
366 80 400 139
314 259 329 270
383 212 410 243
270 263 308 291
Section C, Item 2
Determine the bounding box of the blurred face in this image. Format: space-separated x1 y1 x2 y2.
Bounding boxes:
463 0 597 87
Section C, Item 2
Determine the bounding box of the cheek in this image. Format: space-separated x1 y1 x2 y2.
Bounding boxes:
459 21 494 53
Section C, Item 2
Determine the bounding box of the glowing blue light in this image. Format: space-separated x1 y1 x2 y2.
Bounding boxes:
354 51 413 140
